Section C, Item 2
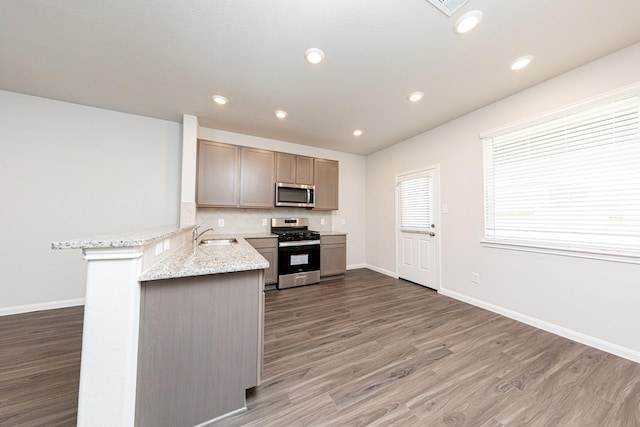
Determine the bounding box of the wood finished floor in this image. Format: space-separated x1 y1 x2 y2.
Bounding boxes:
0 305 82 426
2 269 640 426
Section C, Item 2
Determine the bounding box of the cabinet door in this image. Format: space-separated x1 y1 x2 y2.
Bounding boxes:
295 156 314 185
257 247 278 285
197 141 239 206
321 244 346 277
314 158 339 210
246 238 279 286
275 152 295 183
240 148 275 208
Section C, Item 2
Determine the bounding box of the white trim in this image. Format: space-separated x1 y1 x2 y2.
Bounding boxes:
0 298 85 317
480 81 640 138
439 288 640 364
481 240 640 265
347 263 367 270
195 406 247 427
365 264 399 279
83 247 144 261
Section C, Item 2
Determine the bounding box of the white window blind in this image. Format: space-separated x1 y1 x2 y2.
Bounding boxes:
483 92 640 257
399 174 432 232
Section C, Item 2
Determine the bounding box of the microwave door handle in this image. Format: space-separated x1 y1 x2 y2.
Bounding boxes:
306 189 311 204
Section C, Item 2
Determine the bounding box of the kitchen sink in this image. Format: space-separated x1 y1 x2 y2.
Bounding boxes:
199 238 237 246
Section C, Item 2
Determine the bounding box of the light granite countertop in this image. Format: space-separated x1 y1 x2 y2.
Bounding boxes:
52 227 267 281
139 237 268 281
52 227 343 283
51 226 193 250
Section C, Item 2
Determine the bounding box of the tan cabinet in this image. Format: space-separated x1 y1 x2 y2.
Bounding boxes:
136 270 263 426
246 237 278 286
240 147 275 208
275 153 314 185
197 140 337 210
197 140 239 207
320 235 346 277
314 158 339 210
197 141 274 208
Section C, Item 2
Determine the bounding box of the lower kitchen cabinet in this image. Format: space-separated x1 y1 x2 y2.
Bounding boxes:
320 234 346 278
136 270 263 427
246 237 278 286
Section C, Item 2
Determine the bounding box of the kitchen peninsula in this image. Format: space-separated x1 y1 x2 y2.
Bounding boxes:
52 226 268 427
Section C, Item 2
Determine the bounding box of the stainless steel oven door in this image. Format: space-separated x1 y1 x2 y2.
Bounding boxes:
278 242 320 289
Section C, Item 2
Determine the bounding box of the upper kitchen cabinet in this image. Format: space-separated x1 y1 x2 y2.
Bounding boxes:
275 153 314 185
197 141 275 208
314 158 339 210
240 147 275 208
197 140 239 207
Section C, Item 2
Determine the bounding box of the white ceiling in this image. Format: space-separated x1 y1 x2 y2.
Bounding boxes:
2 0 640 155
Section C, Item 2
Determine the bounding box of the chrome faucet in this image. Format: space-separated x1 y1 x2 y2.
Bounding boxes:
193 226 214 244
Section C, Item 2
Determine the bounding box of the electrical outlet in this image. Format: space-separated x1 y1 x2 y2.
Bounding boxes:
163 238 170 251
155 243 163 256
262 218 268 226
472 272 480 284
320 218 325 225
341 218 346 225
218 219 224 227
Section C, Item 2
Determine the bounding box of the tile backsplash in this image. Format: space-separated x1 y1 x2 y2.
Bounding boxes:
197 208 333 234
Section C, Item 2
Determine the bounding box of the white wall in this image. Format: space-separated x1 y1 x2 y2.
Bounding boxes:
198 128 367 269
0 91 181 314
366 42 640 361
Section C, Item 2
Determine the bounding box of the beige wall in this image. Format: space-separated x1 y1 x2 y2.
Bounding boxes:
0 91 181 313
366 42 640 360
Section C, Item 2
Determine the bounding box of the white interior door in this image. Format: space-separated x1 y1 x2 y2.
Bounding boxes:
396 167 439 290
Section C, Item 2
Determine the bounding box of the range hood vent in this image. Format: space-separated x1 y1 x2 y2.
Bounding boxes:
426 0 468 16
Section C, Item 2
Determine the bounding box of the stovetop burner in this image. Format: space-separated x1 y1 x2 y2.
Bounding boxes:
274 230 321 242
271 217 320 242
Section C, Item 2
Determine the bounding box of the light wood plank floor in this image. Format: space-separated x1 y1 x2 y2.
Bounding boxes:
2 269 639 426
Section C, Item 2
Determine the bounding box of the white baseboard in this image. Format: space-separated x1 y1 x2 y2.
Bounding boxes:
346 263 367 270
0 298 85 317
439 288 640 364
365 264 398 279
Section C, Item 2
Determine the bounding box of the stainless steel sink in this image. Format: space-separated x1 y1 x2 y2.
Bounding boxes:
199 238 237 246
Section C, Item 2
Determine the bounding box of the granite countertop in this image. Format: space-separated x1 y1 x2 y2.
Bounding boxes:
139 237 269 281
52 227 343 282
51 226 193 250
235 233 278 239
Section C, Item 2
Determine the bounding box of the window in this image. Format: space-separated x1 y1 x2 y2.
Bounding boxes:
398 172 432 233
482 87 640 263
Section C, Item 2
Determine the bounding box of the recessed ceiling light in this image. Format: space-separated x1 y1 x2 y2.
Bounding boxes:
212 95 228 105
509 55 534 71
454 10 483 34
304 48 325 65
275 110 288 119
353 129 363 137
408 91 424 103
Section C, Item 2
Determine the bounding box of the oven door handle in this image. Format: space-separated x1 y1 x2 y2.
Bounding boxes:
279 240 321 248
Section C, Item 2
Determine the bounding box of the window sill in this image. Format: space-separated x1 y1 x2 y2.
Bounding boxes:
480 239 640 265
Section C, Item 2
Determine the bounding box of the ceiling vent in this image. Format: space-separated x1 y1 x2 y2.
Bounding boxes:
426 0 469 16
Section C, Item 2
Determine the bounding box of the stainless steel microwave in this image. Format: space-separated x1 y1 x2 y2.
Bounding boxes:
275 183 315 208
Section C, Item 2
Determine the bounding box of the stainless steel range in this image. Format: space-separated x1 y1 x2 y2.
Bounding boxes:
271 218 321 289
